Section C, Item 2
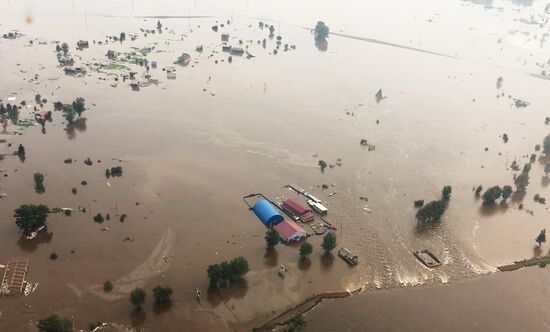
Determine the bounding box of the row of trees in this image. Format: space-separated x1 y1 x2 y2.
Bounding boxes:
265 229 337 255
207 256 249 288
0 103 19 118
130 285 173 310
415 186 452 223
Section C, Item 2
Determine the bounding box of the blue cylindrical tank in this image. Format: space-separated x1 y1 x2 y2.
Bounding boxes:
252 199 283 225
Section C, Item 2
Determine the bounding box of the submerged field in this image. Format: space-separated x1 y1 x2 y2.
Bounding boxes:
1 0 550 331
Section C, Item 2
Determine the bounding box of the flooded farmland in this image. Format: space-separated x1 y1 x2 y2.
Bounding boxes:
1 0 550 331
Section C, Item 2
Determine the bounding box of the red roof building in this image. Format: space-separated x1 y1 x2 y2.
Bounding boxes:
273 220 307 242
282 199 314 222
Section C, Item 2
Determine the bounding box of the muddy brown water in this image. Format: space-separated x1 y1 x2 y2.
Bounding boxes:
1 0 550 331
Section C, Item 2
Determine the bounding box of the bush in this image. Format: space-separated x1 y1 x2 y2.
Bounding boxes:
300 242 313 257
152 285 173 304
37 314 73 332
103 281 113 292
130 287 146 310
441 185 452 200
475 185 483 196
50 252 58 260
414 200 424 207
515 172 530 192
502 185 513 201
14 204 50 234
321 232 337 253
544 134 550 154
415 200 446 223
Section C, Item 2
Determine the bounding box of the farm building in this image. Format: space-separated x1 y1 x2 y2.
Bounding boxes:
273 220 307 242
282 199 314 222
252 199 284 226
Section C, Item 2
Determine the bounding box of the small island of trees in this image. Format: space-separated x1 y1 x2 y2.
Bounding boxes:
207 256 249 288
14 204 50 235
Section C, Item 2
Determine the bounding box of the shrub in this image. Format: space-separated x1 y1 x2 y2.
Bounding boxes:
152 285 173 304
321 232 337 253
300 242 313 257
415 200 446 223
103 281 113 293
37 314 73 332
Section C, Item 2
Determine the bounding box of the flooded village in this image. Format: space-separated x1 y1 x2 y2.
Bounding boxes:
2 0 550 331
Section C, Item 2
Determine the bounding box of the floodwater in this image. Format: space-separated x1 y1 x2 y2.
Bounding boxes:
0 0 549 330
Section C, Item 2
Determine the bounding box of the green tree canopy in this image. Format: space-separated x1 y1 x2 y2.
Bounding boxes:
37 314 72 332
536 229 546 247
265 229 280 249
441 185 452 200
321 232 337 253
543 134 550 154
482 186 503 205
314 21 330 40
415 200 446 223
72 97 85 117
300 242 313 257
515 172 530 192
152 285 173 304
207 257 249 288
130 287 146 310
14 204 49 234
545 163 550 176
502 185 513 201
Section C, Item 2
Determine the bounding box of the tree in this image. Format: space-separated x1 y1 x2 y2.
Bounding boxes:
152 285 173 304
545 163 550 176
441 185 452 200
14 204 49 234
514 172 530 192
130 287 146 310
502 185 513 202
415 200 446 223
475 185 483 196
93 213 104 223
72 97 85 117
321 232 337 253
103 281 113 292
34 172 45 192
314 21 330 40
265 229 280 249
481 186 502 205
63 104 75 124
228 256 249 280
207 264 223 288
544 134 550 154
61 42 69 54
318 160 328 172
536 229 546 247
37 314 73 332
300 242 313 257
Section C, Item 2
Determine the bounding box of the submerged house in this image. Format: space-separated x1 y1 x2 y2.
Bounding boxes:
282 199 314 222
273 220 307 242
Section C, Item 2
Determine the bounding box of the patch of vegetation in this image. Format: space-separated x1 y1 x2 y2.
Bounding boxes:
482 186 502 205
300 242 313 257
14 204 50 234
130 287 146 310
93 213 104 223
265 229 280 249
37 314 73 332
286 314 306 332
207 256 249 288
50 252 58 260
415 200 446 223
441 185 452 200
103 280 113 293
544 134 550 154
414 200 424 208
152 285 173 304
318 160 327 172
475 185 483 196
314 21 330 40
34 172 45 192
321 232 337 253
536 229 546 247
100 63 127 70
